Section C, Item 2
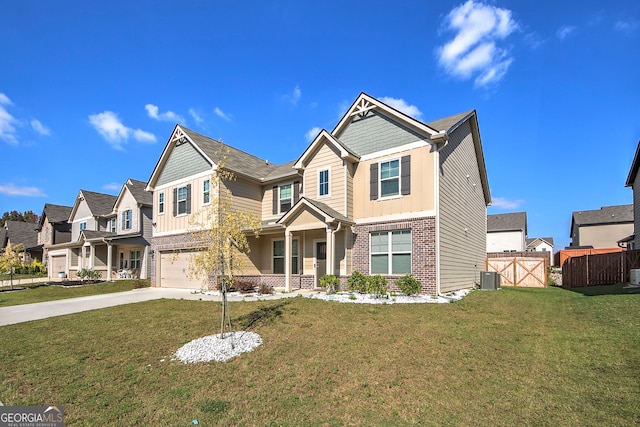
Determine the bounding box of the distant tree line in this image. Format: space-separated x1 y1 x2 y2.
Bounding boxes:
0 210 39 228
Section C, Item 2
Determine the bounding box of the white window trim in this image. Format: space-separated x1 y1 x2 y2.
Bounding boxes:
279 183 293 214
369 229 412 276
318 167 330 198
177 185 188 216
158 192 165 215
378 158 401 199
203 179 211 206
272 237 299 274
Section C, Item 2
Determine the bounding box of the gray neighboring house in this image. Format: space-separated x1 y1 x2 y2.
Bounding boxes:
37 203 73 271
569 204 634 249
487 212 527 252
624 138 640 249
1 220 41 263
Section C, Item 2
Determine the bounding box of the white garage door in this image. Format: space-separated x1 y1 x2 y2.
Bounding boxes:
159 251 204 289
50 256 66 277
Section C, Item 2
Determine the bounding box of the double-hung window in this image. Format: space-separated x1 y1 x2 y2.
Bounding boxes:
273 239 299 274
79 222 87 231
380 159 400 197
122 209 132 230
177 186 188 215
279 184 292 212
203 179 210 205
109 218 116 233
130 250 141 269
370 230 411 275
319 169 329 196
158 192 165 214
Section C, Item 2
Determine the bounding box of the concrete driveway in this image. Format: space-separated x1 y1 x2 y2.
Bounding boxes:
0 287 312 326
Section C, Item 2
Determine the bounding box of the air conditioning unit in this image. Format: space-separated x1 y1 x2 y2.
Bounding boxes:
480 271 501 290
630 269 640 286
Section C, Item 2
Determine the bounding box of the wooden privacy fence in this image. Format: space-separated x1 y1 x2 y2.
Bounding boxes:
562 249 640 288
486 255 548 287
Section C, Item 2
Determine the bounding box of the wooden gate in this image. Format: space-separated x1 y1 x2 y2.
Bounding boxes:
486 257 548 287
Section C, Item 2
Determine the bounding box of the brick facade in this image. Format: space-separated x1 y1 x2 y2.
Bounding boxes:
352 216 437 294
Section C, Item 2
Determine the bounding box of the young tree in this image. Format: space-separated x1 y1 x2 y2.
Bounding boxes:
0 242 25 290
187 160 261 338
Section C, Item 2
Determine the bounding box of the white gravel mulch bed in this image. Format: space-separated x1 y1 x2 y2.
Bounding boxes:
305 288 471 304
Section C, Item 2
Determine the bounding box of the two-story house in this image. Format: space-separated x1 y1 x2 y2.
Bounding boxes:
147 93 491 295
37 203 73 273
569 204 633 249
487 212 527 253
1 220 41 263
46 179 153 280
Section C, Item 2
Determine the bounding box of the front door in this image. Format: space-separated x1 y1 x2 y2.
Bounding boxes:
315 241 327 288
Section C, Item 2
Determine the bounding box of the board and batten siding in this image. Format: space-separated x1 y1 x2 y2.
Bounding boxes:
303 143 347 215
156 142 211 187
336 111 428 156
437 120 487 293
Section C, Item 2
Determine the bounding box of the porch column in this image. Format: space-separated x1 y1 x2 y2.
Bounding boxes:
284 228 292 292
89 244 95 269
106 242 113 280
326 225 333 276
81 246 86 270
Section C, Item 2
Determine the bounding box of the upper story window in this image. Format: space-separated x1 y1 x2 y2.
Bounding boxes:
108 218 116 233
79 221 87 231
177 186 188 215
319 169 329 196
279 184 292 212
158 192 165 215
370 155 411 200
173 184 191 216
203 179 211 205
122 209 132 230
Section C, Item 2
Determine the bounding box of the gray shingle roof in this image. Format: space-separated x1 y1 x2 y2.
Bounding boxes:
181 126 298 182
572 204 633 226
5 220 39 249
41 203 73 225
81 190 118 217
526 237 554 246
126 179 153 206
81 230 117 241
302 198 352 224
488 212 527 233
426 110 474 133
0 228 7 249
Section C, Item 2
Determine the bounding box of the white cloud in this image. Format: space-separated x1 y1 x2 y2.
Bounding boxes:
145 104 185 123
305 127 321 142
436 0 518 87
88 111 156 150
30 119 50 136
102 182 121 191
379 97 423 119
491 197 524 209
282 85 302 106
614 20 639 33
214 107 232 122
0 93 12 106
0 104 18 145
556 25 576 40
0 183 47 197
189 108 203 125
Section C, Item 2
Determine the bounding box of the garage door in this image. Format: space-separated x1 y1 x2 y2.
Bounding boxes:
50 256 66 277
159 251 204 289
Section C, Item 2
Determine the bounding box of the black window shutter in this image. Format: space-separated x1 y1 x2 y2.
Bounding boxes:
172 188 177 217
186 184 192 214
401 155 411 195
370 163 378 200
293 180 300 204
272 186 278 215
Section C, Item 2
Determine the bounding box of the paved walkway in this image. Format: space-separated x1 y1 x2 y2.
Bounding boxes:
0 287 314 326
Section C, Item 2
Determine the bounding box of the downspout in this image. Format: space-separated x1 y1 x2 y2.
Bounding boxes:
431 132 449 296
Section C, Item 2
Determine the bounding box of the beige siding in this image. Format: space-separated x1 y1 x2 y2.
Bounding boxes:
438 121 487 293
116 188 140 234
71 200 95 241
224 176 262 216
261 178 299 222
304 143 347 215
353 146 435 220
578 223 634 248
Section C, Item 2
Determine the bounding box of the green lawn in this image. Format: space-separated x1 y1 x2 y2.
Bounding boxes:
0 280 149 307
0 285 638 426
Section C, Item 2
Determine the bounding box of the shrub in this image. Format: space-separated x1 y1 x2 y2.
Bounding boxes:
366 275 388 297
395 274 422 296
319 274 339 294
76 268 101 281
347 270 368 293
234 281 256 294
257 283 274 295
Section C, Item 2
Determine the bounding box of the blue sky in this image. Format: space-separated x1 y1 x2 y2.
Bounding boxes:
1 0 639 250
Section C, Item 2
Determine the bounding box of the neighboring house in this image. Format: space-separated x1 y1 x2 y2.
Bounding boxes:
147 92 491 294
624 138 640 250
486 212 527 252
47 179 153 280
36 203 73 272
1 220 41 263
526 237 554 265
569 204 633 249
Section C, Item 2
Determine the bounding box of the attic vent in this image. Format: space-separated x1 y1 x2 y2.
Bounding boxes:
176 136 188 146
